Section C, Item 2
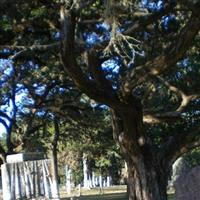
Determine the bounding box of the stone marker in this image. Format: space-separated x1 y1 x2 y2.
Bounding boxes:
1 153 60 200
175 165 200 200
6 152 44 163
168 157 190 191
65 165 72 194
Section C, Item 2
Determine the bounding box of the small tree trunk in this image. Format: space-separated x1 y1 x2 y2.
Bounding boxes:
51 115 60 199
52 116 60 183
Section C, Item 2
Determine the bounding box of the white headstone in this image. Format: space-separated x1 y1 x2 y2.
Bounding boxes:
92 172 96 187
106 176 111 187
6 153 44 163
1 154 59 200
65 165 72 194
99 175 102 188
83 155 89 188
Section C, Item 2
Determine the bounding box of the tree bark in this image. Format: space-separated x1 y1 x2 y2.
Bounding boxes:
52 116 60 184
126 155 168 200
59 3 200 200
111 106 169 200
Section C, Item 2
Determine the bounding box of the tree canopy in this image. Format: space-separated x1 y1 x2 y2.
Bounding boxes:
0 1 200 200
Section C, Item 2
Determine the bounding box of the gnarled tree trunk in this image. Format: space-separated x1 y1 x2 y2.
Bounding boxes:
126 155 169 200
111 105 170 200
59 3 200 200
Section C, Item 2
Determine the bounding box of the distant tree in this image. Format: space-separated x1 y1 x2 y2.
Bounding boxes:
57 104 122 185
184 148 200 168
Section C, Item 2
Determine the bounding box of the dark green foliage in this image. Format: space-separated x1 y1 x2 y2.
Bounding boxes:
184 148 200 168
0 2 200 199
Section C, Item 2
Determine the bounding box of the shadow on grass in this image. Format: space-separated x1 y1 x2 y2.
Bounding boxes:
61 193 174 200
61 193 127 200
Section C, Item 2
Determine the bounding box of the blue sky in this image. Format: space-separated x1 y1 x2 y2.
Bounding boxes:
0 124 6 134
0 58 23 136
0 90 27 136
0 0 175 136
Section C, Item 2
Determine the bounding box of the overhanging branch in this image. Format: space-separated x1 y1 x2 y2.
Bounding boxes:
0 43 59 51
159 124 200 163
0 111 12 122
159 124 200 164
87 49 114 92
122 5 200 95
0 43 60 60
143 112 182 124
153 75 199 111
60 6 120 107
124 1 176 36
0 118 9 133
143 94 199 124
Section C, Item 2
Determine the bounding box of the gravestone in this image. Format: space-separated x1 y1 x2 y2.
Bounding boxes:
1 153 60 200
65 165 72 194
6 152 44 163
168 157 190 190
175 165 200 200
83 155 89 188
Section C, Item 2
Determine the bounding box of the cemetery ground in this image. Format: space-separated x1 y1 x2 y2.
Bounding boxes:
61 194 174 200
59 186 174 200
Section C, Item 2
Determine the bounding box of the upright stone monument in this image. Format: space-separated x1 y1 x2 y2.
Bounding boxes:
83 155 90 189
1 153 60 200
65 165 72 194
168 157 190 191
175 165 200 200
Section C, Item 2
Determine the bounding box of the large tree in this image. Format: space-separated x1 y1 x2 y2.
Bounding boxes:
60 1 200 200
0 1 200 200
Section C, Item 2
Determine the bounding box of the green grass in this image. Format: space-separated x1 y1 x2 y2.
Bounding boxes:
61 193 174 200
62 193 127 200
60 186 174 200
167 194 174 200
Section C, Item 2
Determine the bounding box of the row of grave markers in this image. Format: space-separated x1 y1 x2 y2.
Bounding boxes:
1 153 59 200
1 153 113 199
65 155 112 194
1 153 200 200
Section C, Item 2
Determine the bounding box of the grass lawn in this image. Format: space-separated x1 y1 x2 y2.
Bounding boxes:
62 193 127 200
60 186 174 200
61 193 174 200
168 194 174 200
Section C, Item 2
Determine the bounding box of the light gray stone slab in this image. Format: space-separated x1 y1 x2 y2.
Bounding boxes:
1 159 60 200
6 152 44 163
175 165 200 200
